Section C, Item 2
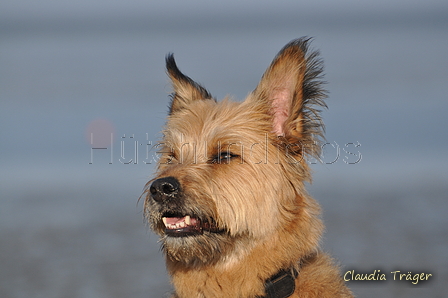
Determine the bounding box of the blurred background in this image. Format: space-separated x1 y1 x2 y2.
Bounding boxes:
1 0 447 297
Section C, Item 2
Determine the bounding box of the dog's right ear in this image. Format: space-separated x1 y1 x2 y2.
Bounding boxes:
166 54 214 114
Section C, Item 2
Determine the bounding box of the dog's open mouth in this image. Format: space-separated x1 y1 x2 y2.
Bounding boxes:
162 214 221 237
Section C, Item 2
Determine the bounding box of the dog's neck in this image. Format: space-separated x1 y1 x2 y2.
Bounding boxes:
168 250 317 298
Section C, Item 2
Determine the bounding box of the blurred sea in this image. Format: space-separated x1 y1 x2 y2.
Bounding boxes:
1 1 447 297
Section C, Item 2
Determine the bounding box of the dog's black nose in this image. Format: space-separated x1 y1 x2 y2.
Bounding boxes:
149 176 180 202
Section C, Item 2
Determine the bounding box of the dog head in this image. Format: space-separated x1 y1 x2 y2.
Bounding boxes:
144 38 326 267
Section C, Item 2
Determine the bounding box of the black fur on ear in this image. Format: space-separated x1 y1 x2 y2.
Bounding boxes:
166 54 215 115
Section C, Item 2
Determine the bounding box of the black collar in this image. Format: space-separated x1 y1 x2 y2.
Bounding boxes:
262 268 298 298
261 253 317 298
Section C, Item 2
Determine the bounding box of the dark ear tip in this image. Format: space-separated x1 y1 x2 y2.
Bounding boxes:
166 53 180 78
165 53 175 66
164 52 215 114
274 37 314 60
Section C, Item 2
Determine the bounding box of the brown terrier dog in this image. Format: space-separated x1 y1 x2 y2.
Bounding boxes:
144 38 353 298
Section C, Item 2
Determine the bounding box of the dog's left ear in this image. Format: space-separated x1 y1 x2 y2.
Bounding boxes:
166 54 214 114
252 38 327 150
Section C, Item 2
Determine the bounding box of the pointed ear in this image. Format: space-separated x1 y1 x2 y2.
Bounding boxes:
165 54 214 114
252 38 327 153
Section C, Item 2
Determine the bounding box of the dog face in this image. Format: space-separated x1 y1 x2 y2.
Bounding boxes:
144 38 326 268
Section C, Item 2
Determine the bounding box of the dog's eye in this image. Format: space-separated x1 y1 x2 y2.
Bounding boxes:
211 152 239 164
162 152 177 164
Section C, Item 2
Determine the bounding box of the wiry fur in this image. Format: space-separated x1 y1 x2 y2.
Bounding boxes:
144 37 353 298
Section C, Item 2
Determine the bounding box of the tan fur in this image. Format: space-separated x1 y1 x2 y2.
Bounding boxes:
144 38 353 298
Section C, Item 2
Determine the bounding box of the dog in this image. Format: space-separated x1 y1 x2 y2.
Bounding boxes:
144 37 353 298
